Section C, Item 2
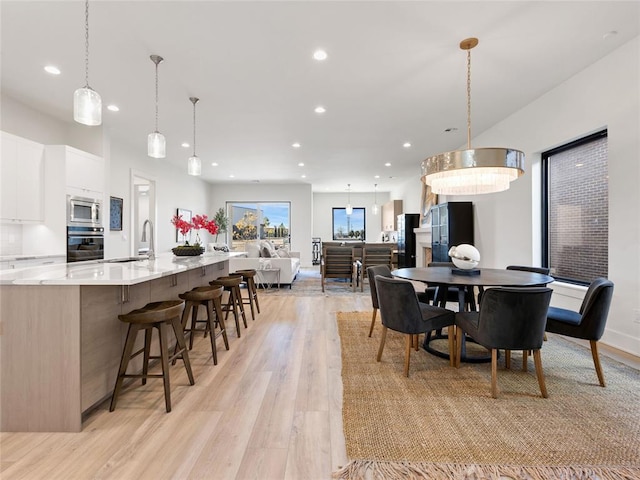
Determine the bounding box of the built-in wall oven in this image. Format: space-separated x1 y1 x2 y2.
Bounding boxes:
67 226 105 263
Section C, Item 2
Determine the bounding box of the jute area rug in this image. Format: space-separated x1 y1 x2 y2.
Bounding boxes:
333 311 640 480
260 267 371 297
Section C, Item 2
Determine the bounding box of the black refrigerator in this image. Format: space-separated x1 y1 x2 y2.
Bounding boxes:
397 213 420 268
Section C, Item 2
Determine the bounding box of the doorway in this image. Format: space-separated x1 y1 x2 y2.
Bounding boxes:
131 170 156 256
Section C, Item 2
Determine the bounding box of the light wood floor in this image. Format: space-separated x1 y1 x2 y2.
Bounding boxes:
0 293 370 480
2 291 638 480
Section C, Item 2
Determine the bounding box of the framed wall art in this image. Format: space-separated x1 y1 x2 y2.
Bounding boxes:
419 184 438 227
109 196 123 231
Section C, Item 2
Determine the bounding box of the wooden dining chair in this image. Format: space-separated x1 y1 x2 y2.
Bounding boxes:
360 246 393 291
321 246 356 292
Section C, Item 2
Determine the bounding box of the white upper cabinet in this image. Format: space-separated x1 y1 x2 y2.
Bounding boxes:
1 132 45 222
64 147 104 198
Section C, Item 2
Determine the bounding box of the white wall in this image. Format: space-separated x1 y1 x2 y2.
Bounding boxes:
312 191 390 244
453 37 640 355
209 183 313 266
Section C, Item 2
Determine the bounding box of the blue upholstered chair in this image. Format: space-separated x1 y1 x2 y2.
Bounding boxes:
366 265 393 337
375 276 455 376
545 277 614 387
455 287 553 398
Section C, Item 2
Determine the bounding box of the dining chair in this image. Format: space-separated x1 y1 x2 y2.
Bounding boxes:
321 246 356 292
366 265 392 337
360 246 393 291
545 277 614 387
455 287 553 398
375 276 455 376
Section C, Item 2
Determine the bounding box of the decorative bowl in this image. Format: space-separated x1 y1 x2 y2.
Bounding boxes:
172 246 205 257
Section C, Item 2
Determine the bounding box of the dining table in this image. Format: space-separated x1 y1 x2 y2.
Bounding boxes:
392 266 554 362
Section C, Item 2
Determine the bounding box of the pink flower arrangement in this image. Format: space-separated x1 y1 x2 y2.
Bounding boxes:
171 213 218 246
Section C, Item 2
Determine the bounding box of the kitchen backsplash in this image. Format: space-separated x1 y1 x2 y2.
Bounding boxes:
0 224 23 255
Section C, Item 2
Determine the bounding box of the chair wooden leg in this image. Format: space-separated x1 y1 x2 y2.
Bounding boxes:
590 340 606 387
522 350 528 372
171 317 194 386
447 326 456 367
368 308 377 337
157 322 172 413
414 334 420 351
205 301 218 365
213 297 229 350
376 326 388 362
505 350 511 370
142 327 152 384
110 323 142 412
456 329 463 368
404 335 412 377
491 349 499 398
533 349 548 398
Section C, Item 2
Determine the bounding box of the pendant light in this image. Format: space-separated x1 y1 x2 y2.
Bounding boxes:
73 0 102 126
421 38 524 195
346 184 353 215
372 184 379 215
147 55 166 158
187 97 202 176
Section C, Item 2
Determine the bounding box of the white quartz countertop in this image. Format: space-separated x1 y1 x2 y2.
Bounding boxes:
0 252 244 286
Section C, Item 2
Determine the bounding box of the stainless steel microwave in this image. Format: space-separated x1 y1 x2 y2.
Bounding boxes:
67 195 102 227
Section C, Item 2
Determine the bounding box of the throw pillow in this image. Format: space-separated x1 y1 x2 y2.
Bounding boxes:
246 242 260 258
261 246 272 258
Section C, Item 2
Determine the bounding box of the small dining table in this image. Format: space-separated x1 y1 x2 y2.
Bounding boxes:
392 266 554 362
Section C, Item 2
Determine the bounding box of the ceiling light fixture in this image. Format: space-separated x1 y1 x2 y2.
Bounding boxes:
346 184 353 216
314 106 326 114
73 0 101 126
372 183 379 215
44 65 61 75
403 142 412 148
147 55 166 158
298 162 304 167
292 142 301 148
187 97 202 176
421 38 524 195
313 49 328 61
385 162 391 167
107 105 119 112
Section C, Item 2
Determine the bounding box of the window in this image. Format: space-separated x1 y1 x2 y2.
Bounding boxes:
226 202 290 250
542 130 608 284
332 208 366 240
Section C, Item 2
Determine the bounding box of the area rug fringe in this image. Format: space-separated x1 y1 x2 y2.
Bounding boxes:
332 460 640 480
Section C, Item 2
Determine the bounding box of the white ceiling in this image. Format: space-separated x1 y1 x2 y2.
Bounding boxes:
2 1 639 193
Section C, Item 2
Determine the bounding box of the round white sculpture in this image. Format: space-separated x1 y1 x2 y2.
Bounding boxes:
448 244 480 270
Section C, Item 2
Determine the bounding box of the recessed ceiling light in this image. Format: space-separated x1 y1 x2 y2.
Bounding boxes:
385 163 391 167
575 163 584 167
229 174 235 178
211 162 218 167
181 142 190 148
314 106 326 114
106 105 119 112
292 142 301 148
301 174 307 178
313 49 328 61
298 162 305 167
44 65 61 75
403 142 412 148
374 175 380 179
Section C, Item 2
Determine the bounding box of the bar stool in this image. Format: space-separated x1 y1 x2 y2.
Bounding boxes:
178 285 229 365
210 275 248 337
233 269 260 320
110 300 194 413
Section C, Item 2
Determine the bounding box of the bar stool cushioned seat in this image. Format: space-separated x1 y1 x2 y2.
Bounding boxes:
110 300 195 413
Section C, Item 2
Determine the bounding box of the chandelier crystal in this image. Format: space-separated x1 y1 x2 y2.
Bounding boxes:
73 0 101 126
421 38 524 195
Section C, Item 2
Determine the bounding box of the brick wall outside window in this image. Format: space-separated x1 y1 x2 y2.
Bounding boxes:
547 135 608 283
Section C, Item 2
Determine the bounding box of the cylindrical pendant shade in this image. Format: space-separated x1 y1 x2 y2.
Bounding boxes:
188 155 201 176
147 131 166 158
345 204 353 215
372 204 379 215
73 86 102 126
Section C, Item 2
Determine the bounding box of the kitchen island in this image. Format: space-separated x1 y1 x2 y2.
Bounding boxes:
0 252 242 432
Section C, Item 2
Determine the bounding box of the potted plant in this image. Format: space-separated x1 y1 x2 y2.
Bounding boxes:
212 207 230 252
171 213 218 256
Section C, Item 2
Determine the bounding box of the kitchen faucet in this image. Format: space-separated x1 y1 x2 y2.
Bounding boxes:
141 219 155 259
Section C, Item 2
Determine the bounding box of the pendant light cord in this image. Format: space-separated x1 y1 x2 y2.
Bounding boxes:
466 47 472 150
154 61 159 132
84 0 90 88
191 98 198 157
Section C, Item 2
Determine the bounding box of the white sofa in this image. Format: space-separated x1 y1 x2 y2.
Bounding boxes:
228 240 301 288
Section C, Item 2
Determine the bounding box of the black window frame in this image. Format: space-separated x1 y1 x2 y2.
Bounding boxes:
541 129 608 285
